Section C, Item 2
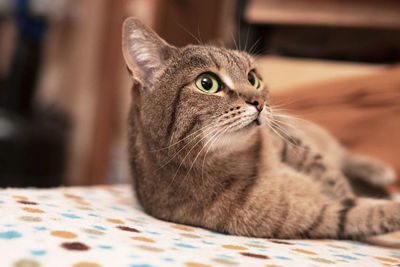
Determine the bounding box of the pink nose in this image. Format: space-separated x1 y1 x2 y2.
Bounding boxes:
247 97 264 112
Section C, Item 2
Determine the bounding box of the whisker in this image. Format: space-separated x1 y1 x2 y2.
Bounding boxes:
197 24 204 45
261 114 301 149
166 114 218 148
155 124 219 173
270 106 308 118
272 113 312 125
176 22 202 45
201 123 231 180
152 118 220 152
238 16 242 51
244 26 249 52
231 32 238 50
248 37 262 55
265 117 308 157
268 121 292 144
271 118 297 131
166 125 221 189
180 126 226 187
180 115 256 186
270 101 320 117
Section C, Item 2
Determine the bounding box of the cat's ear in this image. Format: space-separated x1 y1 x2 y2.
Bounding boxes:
122 17 176 88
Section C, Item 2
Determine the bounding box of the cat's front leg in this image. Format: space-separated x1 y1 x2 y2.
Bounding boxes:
278 138 355 201
213 169 400 239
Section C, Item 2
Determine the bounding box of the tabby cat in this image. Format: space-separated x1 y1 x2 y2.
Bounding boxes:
122 17 398 239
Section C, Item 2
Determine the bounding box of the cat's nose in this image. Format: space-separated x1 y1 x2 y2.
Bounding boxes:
246 97 264 112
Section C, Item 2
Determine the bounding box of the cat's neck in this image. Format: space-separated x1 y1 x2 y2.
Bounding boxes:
160 128 268 191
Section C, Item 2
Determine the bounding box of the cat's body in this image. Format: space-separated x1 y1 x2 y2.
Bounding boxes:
123 18 398 239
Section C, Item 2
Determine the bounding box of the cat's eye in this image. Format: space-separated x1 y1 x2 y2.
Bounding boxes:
248 71 260 89
195 73 220 93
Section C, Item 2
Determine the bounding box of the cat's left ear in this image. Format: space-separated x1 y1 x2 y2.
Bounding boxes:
122 17 177 88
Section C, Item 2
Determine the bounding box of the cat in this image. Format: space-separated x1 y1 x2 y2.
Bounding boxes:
122 17 398 239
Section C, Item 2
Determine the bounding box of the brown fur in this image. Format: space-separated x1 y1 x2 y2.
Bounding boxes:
122 17 398 239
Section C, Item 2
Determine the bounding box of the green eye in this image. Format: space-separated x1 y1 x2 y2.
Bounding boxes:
195 73 220 93
248 71 260 89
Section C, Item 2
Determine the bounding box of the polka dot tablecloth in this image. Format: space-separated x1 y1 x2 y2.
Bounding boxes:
1 184 400 267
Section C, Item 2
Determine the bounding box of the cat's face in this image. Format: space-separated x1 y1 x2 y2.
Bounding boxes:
123 18 269 154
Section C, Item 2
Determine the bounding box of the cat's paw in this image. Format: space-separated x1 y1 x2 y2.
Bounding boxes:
366 163 397 187
343 154 397 187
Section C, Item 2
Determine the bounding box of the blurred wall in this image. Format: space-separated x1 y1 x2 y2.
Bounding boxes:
5 0 234 185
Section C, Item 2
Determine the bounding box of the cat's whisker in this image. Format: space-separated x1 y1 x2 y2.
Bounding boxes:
238 16 242 51
271 118 297 131
271 108 315 119
152 118 221 152
201 123 232 180
244 27 250 52
270 98 304 109
269 108 312 130
155 123 220 174
270 108 305 121
197 24 204 45
261 114 301 153
269 119 298 143
268 125 303 159
167 125 222 189
158 111 245 172
268 118 309 157
201 132 222 179
268 121 291 144
231 32 238 50
269 106 293 114
272 124 301 150
163 113 221 150
270 108 302 119
272 113 313 125
182 115 251 187
248 37 262 55
270 103 291 109
180 126 227 187
176 22 202 45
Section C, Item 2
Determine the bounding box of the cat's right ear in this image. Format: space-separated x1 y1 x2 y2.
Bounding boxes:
122 17 176 89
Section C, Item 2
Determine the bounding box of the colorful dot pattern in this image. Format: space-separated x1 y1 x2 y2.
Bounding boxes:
1 184 400 266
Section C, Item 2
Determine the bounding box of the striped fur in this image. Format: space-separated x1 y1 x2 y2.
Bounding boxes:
122 17 398 239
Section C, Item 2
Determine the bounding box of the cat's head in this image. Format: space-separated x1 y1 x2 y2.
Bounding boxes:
122 17 269 154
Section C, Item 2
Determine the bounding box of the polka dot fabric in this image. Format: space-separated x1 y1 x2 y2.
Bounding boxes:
1 184 400 267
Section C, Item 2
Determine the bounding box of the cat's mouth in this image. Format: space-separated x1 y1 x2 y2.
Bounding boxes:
224 111 263 135
251 112 262 126
209 114 261 150
240 116 261 132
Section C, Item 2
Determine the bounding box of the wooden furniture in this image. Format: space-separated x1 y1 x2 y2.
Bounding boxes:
243 0 400 63
256 56 384 93
270 65 400 187
246 0 400 28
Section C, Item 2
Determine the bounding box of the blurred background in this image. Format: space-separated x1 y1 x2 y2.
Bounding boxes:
0 0 399 188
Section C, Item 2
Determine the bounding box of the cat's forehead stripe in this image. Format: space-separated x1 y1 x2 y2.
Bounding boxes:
207 51 221 69
226 51 248 72
243 53 253 68
217 50 234 68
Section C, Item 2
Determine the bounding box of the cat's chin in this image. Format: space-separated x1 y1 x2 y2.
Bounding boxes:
242 118 261 129
231 118 261 134
208 120 260 154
